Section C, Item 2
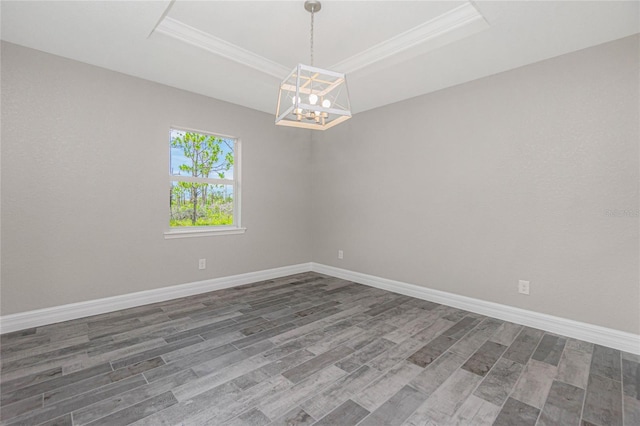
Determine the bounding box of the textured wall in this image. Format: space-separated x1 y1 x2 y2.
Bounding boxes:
2 36 638 335
1 42 312 315
311 35 640 333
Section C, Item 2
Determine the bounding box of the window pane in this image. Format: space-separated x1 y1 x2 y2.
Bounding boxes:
170 182 234 227
170 129 235 179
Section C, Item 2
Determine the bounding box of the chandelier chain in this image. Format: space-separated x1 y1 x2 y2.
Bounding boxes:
310 6 314 66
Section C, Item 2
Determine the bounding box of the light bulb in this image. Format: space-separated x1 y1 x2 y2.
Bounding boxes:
309 94 318 105
322 99 331 108
291 96 301 105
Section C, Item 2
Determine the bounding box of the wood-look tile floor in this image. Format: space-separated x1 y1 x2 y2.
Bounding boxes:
1 272 638 426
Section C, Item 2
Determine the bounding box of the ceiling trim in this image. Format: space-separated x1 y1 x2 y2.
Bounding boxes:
152 2 488 83
154 16 290 79
330 2 489 74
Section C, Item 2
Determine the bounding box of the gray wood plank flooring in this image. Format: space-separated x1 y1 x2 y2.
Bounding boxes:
1 272 637 425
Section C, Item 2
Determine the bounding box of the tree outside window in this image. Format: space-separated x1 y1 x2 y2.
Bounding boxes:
170 128 238 228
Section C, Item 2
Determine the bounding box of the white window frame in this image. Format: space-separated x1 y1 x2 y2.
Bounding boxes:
164 126 245 239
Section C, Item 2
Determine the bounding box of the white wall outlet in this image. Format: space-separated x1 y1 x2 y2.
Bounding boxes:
338 250 344 260
518 280 530 295
199 259 206 270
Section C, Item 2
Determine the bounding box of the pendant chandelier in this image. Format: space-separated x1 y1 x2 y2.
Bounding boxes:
275 0 352 130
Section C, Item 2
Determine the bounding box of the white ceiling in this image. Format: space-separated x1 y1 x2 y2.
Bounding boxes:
1 1 638 116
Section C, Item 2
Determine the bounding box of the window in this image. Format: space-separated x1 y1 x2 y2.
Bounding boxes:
165 128 244 238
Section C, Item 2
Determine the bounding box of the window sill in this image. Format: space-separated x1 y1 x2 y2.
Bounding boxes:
164 227 247 239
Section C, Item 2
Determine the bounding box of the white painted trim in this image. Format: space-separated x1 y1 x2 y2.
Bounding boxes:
4 261 637 355
330 2 489 74
154 17 290 79
311 263 640 355
169 176 234 185
153 4 488 84
164 227 246 239
0 263 313 334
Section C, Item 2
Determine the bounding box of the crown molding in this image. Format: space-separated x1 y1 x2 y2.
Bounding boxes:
154 16 290 79
153 3 488 83
331 2 489 74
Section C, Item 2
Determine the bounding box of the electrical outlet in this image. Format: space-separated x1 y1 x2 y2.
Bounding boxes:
518 280 530 295
338 250 344 260
199 259 206 270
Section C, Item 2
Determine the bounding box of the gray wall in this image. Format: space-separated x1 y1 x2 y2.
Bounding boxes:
2 35 638 335
311 35 640 334
1 42 312 315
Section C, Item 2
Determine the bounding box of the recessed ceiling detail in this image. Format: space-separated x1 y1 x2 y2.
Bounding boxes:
154 16 290 79
2 1 638 115
331 3 488 74
154 2 489 81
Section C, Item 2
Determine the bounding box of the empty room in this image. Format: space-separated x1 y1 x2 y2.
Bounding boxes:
0 1 638 425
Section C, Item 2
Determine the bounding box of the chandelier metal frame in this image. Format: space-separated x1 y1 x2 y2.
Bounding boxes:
275 0 352 131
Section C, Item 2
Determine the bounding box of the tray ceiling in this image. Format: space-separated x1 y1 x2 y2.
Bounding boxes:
1 1 638 116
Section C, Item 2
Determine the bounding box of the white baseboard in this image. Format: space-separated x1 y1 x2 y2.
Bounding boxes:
3 261 638 355
0 263 313 334
312 263 640 355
